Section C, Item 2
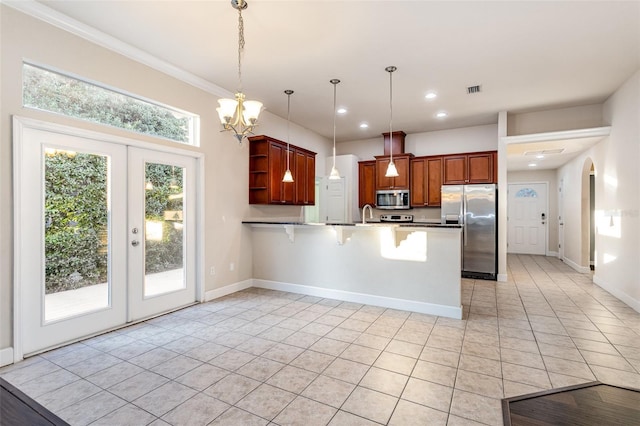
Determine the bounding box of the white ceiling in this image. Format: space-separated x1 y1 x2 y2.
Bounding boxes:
20 1 640 169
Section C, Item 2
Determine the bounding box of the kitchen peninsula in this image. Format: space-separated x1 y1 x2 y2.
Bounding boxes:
243 220 463 319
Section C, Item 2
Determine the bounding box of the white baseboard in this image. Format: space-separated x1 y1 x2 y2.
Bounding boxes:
497 274 508 282
547 251 558 257
252 279 462 319
0 347 14 367
563 257 590 274
204 279 253 302
593 275 640 314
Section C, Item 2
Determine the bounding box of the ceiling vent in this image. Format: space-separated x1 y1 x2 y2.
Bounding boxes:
524 148 565 156
467 85 481 94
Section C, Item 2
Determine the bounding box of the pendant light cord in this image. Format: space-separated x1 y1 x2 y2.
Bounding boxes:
237 1 245 93
333 81 337 166
389 67 394 164
287 91 291 169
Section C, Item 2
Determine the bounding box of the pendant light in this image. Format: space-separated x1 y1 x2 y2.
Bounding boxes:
282 90 294 183
385 66 399 178
216 0 263 144
329 79 341 180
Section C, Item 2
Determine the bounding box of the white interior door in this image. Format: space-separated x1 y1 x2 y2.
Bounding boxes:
16 123 198 357
323 177 346 222
507 183 548 255
17 127 128 356
127 148 197 321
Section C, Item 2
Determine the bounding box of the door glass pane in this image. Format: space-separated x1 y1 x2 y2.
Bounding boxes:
44 149 109 322
144 162 185 297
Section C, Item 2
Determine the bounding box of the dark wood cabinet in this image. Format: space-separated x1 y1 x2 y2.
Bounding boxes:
410 156 442 207
375 154 411 190
293 150 315 205
443 151 495 184
248 135 316 205
358 160 376 208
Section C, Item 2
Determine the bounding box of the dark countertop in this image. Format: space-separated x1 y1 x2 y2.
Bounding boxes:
242 220 462 229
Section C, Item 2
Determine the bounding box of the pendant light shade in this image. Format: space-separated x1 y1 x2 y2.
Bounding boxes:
385 66 399 178
282 90 294 183
329 79 341 180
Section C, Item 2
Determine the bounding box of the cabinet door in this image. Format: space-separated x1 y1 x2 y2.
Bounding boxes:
492 151 498 183
393 157 410 189
294 150 307 204
376 158 393 189
410 158 426 206
306 153 315 205
358 161 376 208
468 152 493 183
282 148 295 204
426 157 442 206
268 142 284 203
443 155 467 184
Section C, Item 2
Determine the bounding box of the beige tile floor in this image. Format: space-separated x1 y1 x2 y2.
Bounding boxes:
2 254 640 425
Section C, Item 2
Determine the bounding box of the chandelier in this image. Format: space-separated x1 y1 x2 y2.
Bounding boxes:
216 0 263 144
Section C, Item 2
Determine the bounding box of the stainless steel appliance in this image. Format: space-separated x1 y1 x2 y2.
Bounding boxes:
380 214 413 222
441 184 497 280
376 189 410 210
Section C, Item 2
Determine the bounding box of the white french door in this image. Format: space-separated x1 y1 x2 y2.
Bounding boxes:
507 183 548 255
127 148 196 322
15 121 198 357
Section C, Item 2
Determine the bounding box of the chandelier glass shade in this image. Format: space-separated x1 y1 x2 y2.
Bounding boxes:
217 0 262 143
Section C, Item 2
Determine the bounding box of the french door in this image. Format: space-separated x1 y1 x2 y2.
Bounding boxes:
16 121 198 356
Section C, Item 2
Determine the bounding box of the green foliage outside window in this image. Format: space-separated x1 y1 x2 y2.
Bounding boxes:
23 63 194 144
44 154 185 294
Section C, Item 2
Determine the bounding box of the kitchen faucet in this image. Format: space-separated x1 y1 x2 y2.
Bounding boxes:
362 204 373 224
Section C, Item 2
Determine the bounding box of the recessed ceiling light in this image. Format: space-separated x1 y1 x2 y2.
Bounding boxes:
425 91 437 100
337 108 347 114
536 154 544 159
359 122 369 129
436 111 448 118
528 163 537 167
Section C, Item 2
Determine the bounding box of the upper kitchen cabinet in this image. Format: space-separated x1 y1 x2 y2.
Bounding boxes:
358 160 376 208
375 154 412 190
248 135 316 205
411 156 442 207
443 151 495 184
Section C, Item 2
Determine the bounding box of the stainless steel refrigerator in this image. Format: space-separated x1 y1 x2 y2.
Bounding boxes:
441 184 497 280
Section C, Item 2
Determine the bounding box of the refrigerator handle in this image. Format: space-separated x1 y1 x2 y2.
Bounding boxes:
462 193 467 246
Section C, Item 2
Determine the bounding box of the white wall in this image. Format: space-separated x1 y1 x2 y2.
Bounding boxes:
0 5 330 353
337 124 498 160
558 70 640 311
507 104 604 136
507 169 559 254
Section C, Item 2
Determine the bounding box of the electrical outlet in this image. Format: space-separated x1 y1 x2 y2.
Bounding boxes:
229 262 235 271
210 266 216 275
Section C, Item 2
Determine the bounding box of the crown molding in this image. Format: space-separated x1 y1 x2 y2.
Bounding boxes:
502 126 611 145
2 0 233 98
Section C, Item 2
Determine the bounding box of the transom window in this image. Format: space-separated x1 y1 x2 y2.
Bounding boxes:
22 63 199 146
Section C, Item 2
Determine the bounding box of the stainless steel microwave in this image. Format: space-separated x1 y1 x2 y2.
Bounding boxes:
376 189 411 210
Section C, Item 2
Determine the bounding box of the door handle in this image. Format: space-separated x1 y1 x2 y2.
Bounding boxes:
131 240 140 247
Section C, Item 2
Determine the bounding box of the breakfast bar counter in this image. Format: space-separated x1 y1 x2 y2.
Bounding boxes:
243 220 463 319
